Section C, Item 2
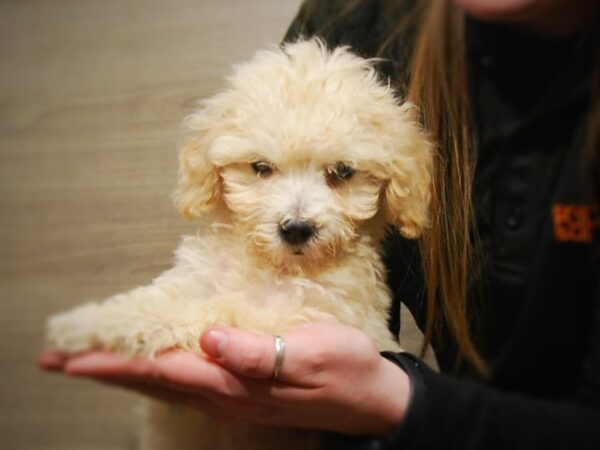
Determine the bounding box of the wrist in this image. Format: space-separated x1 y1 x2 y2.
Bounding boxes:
378 352 428 447
354 356 411 436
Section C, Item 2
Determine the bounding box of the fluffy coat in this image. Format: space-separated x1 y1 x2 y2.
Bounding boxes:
46 39 432 450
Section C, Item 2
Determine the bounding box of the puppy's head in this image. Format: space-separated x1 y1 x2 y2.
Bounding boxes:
174 39 432 268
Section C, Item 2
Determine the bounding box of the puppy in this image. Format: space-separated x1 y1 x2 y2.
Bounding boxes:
45 38 432 450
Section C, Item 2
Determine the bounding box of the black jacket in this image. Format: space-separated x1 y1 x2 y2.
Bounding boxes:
285 1 600 449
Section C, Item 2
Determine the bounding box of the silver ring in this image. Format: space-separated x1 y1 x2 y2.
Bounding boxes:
273 335 285 380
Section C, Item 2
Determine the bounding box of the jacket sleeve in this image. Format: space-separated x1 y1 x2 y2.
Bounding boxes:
379 337 600 450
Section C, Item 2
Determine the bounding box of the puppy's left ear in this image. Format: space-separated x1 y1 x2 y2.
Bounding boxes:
173 110 222 220
384 104 433 239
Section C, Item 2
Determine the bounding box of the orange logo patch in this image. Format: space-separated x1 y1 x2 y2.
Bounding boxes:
552 204 600 243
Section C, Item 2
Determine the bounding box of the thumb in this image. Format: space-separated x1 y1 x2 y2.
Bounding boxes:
200 327 280 380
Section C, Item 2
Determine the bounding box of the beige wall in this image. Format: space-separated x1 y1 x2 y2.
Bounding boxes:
0 1 430 449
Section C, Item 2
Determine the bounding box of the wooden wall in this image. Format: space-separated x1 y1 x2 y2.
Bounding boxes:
0 1 430 448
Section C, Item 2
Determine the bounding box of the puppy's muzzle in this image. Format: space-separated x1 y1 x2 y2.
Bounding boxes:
278 219 316 246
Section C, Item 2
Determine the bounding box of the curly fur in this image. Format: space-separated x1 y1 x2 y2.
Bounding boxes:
46 38 432 450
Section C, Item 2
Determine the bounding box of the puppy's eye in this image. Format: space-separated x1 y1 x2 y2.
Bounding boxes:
326 162 355 184
251 161 274 178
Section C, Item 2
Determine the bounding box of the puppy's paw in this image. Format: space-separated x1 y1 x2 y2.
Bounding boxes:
45 303 185 357
46 303 104 354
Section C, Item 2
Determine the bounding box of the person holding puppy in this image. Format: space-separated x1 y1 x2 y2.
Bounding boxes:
39 0 600 449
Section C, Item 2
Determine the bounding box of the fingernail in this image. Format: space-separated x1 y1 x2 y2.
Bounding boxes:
37 351 67 371
202 329 228 359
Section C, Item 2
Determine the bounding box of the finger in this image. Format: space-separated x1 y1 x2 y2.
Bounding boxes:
37 350 68 371
63 350 256 398
94 376 207 407
64 351 155 378
199 324 349 387
97 378 273 422
200 327 281 380
63 350 323 414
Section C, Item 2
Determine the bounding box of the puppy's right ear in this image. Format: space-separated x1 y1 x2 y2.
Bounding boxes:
173 112 221 220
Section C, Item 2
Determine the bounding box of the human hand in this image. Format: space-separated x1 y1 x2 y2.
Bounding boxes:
38 322 410 436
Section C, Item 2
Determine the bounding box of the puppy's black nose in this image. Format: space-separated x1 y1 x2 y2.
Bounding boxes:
279 220 316 246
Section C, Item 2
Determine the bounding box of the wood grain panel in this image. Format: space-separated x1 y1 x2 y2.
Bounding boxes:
0 1 431 448
0 1 301 448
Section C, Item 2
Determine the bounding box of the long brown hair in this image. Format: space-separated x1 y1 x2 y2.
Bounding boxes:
406 0 599 375
406 0 487 375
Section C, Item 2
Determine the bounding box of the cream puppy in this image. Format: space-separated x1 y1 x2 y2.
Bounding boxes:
45 38 432 450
